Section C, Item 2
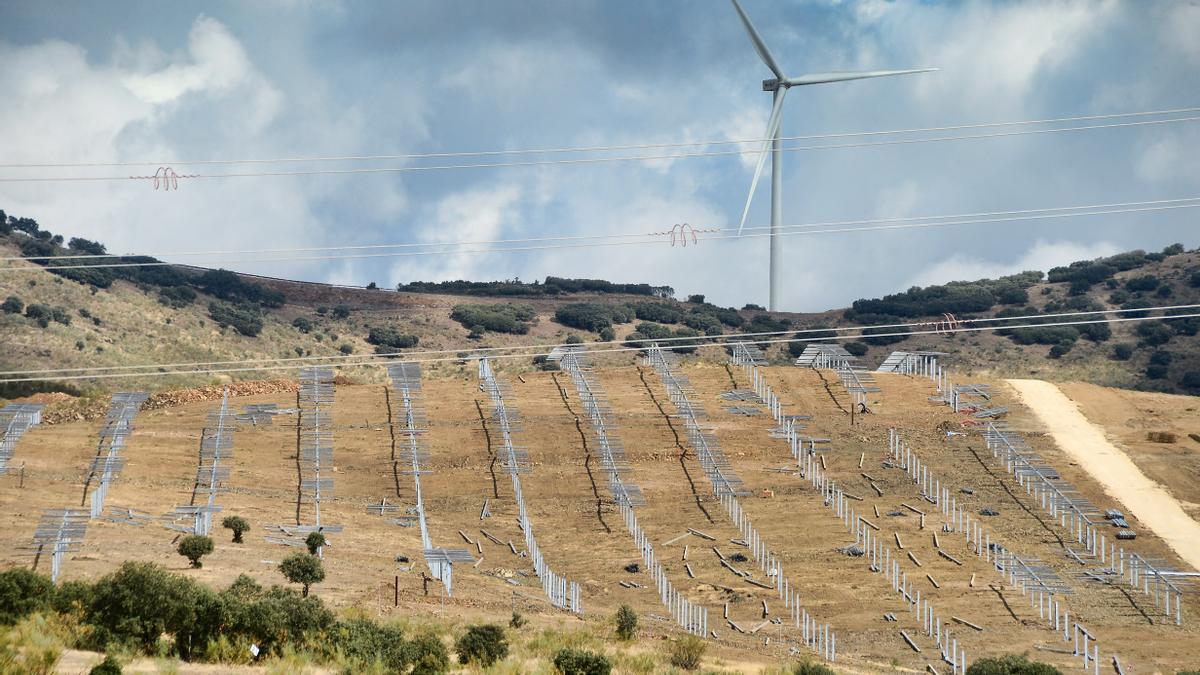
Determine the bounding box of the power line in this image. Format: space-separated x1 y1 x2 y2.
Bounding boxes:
2 115 1198 185
4 106 1197 169
4 196 1197 272
2 305 1194 382
10 196 1199 264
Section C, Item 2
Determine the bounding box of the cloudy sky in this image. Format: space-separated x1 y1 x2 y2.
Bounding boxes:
1 1 1197 311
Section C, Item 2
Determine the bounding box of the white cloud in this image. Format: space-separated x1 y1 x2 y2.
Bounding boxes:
904 239 1122 288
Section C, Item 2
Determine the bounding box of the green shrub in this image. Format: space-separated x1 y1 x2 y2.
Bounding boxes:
338 343 354 355
1190 270 1200 288
208 301 263 337
0 296 23 314
279 553 324 597
1009 326 1079 346
1125 274 1160 292
177 535 214 568
632 302 683 324
366 326 419 350
1048 342 1072 359
554 647 612 675
329 618 410 671
455 624 507 667
1136 322 1172 346
82 562 221 657
88 654 123 674
408 633 450 674
195 269 284 307
222 516 250 543
965 654 1061 674
450 303 535 334
292 317 313 333
598 326 615 342
0 569 54 625
844 341 869 356
1111 343 1134 360
615 605 637 640
332 305 352 320
509 611 527 629
1181 372 1200 393
554 302 633 332
1146 364 1169 380
1078 322 1111 342
667 635 705 670
304 532 326 555
157 286 196 308
1149 351 1174 366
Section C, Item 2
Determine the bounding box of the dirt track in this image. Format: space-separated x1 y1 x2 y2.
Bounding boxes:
1006 378 1200 572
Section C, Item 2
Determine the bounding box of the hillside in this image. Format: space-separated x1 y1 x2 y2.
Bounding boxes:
0 208 1197 398
3 362 1198 673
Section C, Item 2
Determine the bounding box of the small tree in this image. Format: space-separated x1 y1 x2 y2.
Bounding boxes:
615 604 637 640
177 535 214 568
222 516 250 544
456 624 508 667
279 552 325 597
305 531 327 555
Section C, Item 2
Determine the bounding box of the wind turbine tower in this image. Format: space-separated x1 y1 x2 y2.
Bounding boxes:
730 0 936 311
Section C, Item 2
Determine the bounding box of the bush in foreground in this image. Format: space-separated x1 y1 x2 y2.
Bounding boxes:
667 634 706 670
554 647 612 675
615 605 637 640
0 568 55 625
966 654 1062 675
455 624 507 667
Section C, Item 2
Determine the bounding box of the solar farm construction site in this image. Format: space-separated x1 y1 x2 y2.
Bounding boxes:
2 346 1197 673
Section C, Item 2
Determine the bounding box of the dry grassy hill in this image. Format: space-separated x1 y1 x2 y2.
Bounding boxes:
1 209 1197 403
2 357 1197 672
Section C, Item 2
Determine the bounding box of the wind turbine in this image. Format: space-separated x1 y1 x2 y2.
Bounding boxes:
730 0 936 311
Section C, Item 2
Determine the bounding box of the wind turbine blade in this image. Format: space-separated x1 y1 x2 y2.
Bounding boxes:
736 87 788 236
785 68 937 86
731 0 786 80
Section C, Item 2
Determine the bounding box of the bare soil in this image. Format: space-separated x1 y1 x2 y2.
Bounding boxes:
1 360 1197 673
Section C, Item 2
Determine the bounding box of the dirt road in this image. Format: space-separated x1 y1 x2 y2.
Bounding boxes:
1006 378 1200 571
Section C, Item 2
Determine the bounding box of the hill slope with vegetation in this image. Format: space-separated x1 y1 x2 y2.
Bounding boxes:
0 206 1197 398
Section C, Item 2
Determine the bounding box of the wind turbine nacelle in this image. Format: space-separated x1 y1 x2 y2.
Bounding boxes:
761 78 782 91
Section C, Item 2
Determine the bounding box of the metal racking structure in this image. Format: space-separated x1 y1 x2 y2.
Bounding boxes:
794 344 879 408
478 356 581 613
980 422 1187 625
652 343 833 659
269 367 342 551
0 402 43 474
734 343 967 669
30 508 89 582
387 362 474 595
555 347 706 636
166 389 235 535
82 392 149 519
876 351 945 383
